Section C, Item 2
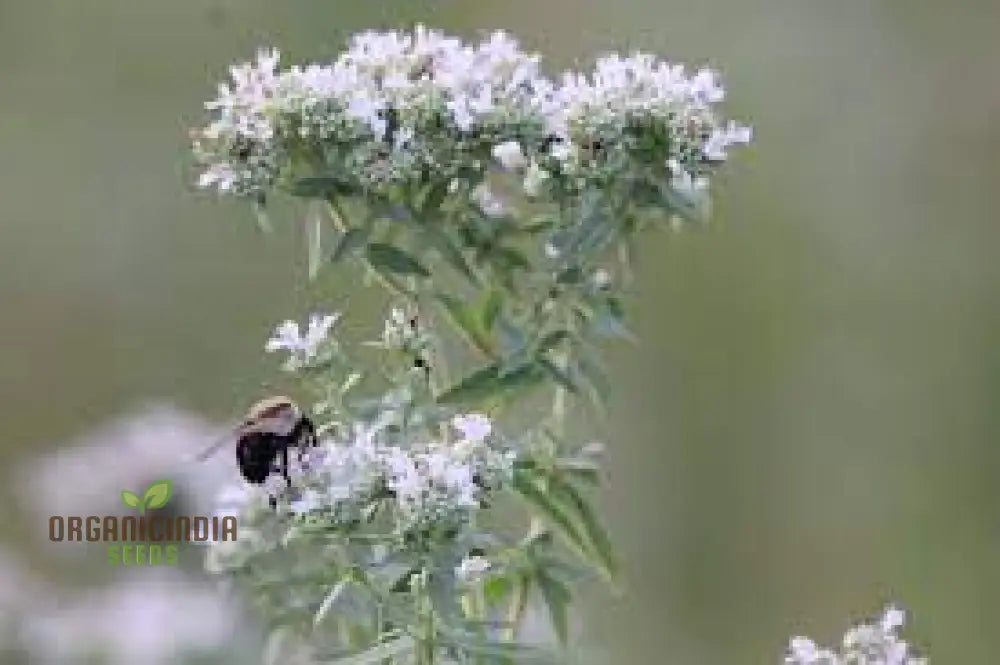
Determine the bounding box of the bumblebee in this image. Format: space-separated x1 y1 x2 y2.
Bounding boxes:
195 396 317 507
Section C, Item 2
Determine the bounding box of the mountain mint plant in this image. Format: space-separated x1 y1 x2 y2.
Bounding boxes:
192 25 925 665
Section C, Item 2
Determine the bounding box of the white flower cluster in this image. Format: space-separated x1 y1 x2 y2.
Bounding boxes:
785 606 928 665
265 312 339 369
216 412 514 548
192 26 750 202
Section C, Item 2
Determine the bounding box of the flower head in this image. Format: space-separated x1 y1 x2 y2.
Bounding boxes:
265 312 339 367
455 555 491 583
784 605 927 665
452 413 492 443
492 141 527 170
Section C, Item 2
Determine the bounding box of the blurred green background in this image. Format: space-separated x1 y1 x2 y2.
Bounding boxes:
1 0 999 662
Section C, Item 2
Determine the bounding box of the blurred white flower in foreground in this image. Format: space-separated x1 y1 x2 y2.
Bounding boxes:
24 568 251 665
784 605 927 665
17 403 238 528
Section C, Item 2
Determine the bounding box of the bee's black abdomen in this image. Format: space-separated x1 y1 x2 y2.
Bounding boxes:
236 432 278 484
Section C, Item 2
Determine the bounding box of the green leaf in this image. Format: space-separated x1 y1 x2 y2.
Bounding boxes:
365 243 430 277
574 352 612 408
288 176 355 198
142 479 173 510
333 634 416 665
483 574 513 605
509 571 532 629
480 288 503 332
590 299 636 342
438 624 553 663
522 216 557 235
421 225 480 286
415 179 450 214
514 474 592 567
436 362 544 408
330 227 371 264
436 293 494 357
554 458 602 486
490 246 531 272
120 490 141 509
657 180 703 222
538 357 581 396
550 479 618 584
535 330 572 355
536 571 572 645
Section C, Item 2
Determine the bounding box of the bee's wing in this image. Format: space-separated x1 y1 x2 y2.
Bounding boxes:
188 423 243 463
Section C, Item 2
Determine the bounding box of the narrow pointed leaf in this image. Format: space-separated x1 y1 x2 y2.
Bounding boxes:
366 243 430 277
436 293 494 356
331 227 371 264
574 351 612 409
514 475 592 567
480 288 503 332
436 362 544 408
288 176 355 198
422 225 480 285
550 480 618 583
536 572 571 645
335 635 416 665
538 357 581 395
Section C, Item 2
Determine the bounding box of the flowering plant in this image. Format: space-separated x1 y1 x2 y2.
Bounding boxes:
190 24 925 665
784 606 927 665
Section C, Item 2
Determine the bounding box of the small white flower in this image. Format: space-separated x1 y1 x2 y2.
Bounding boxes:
491 141 527 170
591 269 611 289
452 413 492 442
786 637 819 663
522 161 550 197
544 242 560 259
549 140 574 162
881 606 905 632
455 555 491 583
784 604 925 665
472 183 506 217
265 312 339 362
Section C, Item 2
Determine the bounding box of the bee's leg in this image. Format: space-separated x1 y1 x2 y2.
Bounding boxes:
281 446 292 490
297 419 318 466
302 418 318 447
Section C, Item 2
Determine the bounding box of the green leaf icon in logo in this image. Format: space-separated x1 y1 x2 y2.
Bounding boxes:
142 480 173 511
120 480 173 515
121 490 142 510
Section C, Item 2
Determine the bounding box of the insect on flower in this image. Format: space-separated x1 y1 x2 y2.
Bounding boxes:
192 396 318 508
